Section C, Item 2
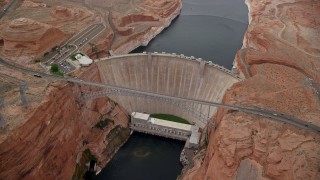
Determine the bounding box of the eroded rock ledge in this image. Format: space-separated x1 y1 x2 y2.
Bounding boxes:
0 65 130 179
181 0 320 179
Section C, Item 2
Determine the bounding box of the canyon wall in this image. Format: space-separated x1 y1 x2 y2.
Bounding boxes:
0 65 130 179
96 53 240 128
182 0 320 179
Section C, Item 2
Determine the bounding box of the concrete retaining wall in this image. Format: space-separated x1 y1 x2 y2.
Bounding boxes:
96 53 241 127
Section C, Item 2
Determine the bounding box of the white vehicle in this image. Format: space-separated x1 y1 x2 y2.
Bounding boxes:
33 73 42 78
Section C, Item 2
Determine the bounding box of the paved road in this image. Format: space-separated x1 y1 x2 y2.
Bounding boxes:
0 57 319 132
308 78 320 101
0 0 16 19
43 23 105 73
239 48 252 77
1 0 105 74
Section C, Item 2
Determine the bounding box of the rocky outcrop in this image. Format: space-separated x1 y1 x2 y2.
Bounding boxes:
0 65 130 179
182 0 320 179
110 0 182 54
1 18 67 58
20 0 47 8
51 6 93 21
0 0 9 9
0 0 182 63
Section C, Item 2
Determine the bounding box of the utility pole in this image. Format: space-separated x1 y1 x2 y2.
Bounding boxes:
0 97 6 131
19 82 28 107
0 97 3 108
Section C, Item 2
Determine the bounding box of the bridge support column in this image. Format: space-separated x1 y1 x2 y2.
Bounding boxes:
0 97 3 108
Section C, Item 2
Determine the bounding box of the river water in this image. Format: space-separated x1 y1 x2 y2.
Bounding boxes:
95 132 185 180
96 0 248 179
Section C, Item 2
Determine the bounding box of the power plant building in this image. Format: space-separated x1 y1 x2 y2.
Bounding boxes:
130 112 200 148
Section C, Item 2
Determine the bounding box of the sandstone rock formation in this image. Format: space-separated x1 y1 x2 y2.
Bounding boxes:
51 6 93 21
0 18 67 58
0 65 129 179
182 0 320 179
0 0 182 64
109 0 182 54
0 0 185 178
0 0 9 9
20 0 47 8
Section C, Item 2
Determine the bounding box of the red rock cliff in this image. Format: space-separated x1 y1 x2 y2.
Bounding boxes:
0 64 130 179
182 0 320 179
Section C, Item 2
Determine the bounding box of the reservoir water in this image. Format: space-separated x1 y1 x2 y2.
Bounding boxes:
96 0 248 179
132 0 248 69
132 15 247 69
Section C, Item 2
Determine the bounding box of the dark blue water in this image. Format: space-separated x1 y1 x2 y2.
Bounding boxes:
95 132 185 180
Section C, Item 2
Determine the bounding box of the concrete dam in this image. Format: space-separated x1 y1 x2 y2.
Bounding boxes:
95 53 241 127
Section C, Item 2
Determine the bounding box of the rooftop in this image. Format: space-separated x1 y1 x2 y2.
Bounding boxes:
150 117 192 131
131 112 150 121
76 54 93 65
189 126 200 144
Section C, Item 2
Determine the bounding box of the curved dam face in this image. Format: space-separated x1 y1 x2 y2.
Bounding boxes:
95 53 241 127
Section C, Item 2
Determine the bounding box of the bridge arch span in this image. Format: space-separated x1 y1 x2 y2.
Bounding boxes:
92 53 241 127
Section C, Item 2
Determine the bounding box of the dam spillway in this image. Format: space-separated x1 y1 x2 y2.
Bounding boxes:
95 53 241 127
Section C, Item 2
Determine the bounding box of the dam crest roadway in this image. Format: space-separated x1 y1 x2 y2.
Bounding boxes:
0 53 319 132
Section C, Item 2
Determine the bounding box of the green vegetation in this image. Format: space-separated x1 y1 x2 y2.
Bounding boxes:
72 126 131 179
70 53 77 60
52 46 58 51
72 163 81 180
50 64 64 77
50 64 59 72
83 148 97 161
82 139 89 145
72 148 97 180
150 114 190 124
70 52 84 61
94 118 114 129
106 125 121 140
52 71 64 76
44 52 49 57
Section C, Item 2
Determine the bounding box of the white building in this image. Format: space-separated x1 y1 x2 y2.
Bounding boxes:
75 54 93 66
130 112 200 148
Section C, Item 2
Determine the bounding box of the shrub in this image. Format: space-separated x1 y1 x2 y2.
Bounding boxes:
94 118 112 129
83 149 97 161
83 139 89 145
70 53 77 61
50 64 59 73
70 53 84 61
52 71 64 77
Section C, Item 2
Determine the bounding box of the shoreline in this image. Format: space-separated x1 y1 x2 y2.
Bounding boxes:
111 1 183 55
